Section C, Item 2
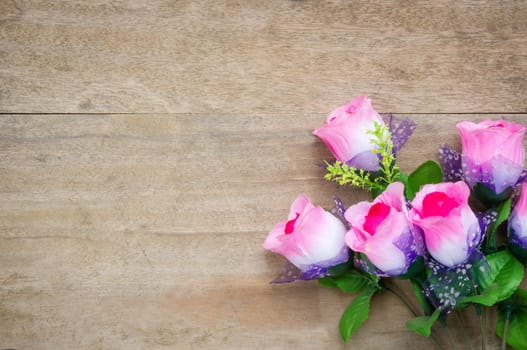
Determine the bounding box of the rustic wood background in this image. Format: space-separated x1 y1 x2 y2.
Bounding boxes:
1 1 526 349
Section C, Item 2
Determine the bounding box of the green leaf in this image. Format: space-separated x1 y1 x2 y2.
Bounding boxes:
405 309 441 337
405 160 443 200
459 284 501 306
318 277 338 288
410 278 433 316
327 260 355 276
474 250 524 303
497 289 527 350
485 198 512 251
493 197 512 232
318 273 369 294
394 171 409 186
339 288 375 342
335 275 369 293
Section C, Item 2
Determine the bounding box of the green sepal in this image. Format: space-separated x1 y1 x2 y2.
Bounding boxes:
484 197 512 251
339 287 376 342
496 289 527 350
509 242 527 263
405 309 441 337
318 272 369 294
473 182 513 207
397 256 425 280
327 259 355 276
405 160 443 200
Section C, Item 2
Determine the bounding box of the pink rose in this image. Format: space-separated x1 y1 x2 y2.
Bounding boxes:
344 182 423 275
410 181 481 267
457 120 526 194
263 194 348 272
508 183 527 250
314 95 386 171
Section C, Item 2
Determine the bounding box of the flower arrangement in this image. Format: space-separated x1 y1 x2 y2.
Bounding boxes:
263 96 527 349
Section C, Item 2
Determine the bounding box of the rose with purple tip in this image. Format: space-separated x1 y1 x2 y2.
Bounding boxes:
313 95 385 171
410 181 481 267
457 119 526 195
263 194 349 277
345 182 424 275
509 183 527 262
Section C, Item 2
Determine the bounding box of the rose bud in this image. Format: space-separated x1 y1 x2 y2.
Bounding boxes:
410 181 481 267
263 194 349 273
508 183 527 262
314 95 386 171
457 119 526 195
345 182 423 276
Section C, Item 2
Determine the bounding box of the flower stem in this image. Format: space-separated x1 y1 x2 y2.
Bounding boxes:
502 307 512 350
479 307 487 350
384 284 419 316
383 281 443 350
455 310 473 350
501 318 509 350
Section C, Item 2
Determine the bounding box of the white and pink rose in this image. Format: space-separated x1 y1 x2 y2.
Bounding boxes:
410 181 481 267
508 183 527 251
263 194 349 273
457 120 526 194
344 182 423 276
314 95 386 171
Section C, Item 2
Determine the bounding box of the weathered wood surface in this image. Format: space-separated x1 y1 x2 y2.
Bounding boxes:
1 0 527 349
1 0 527 114
1 115 527 349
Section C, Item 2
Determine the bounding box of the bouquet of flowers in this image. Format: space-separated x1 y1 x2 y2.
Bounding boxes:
263 96 527 349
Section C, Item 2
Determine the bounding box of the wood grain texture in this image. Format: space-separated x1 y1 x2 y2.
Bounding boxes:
2 0 527 348
1 114 527 349
0 0 526 114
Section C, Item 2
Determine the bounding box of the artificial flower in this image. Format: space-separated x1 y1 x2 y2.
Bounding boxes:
263 194 348 272
345 182 423 275
509 183 527 258
313 95 385 171
410 181 481 267
457 119 526 195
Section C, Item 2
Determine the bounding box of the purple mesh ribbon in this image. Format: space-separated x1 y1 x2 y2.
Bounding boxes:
438 145 464 182
424 250 489 310
330 195 349 229
270 263 330 284
439 145 527 193
509 231 527 249
354 254 389 277
419 212 493 309
476 209 497 244
518 169 527 185
270 247 350 284
385 114 417 155
393 228 424 271
271 260 304 284
508 202 527 249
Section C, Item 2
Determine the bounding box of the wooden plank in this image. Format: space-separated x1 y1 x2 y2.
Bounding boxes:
1 114 526 349
0 1 526 114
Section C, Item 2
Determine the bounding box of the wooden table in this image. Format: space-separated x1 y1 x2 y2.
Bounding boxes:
1 1 526 349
